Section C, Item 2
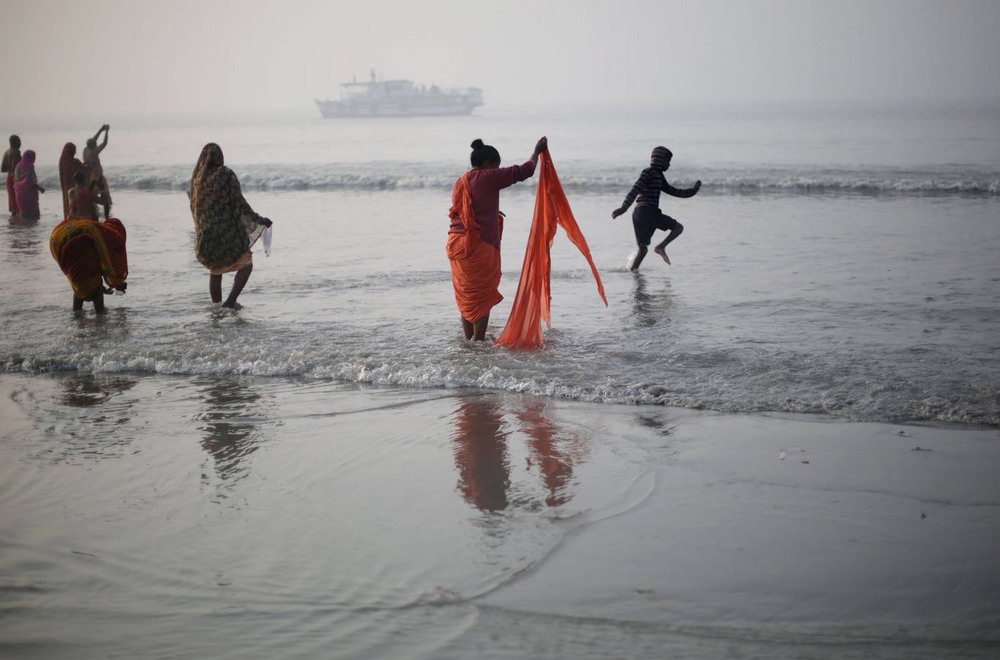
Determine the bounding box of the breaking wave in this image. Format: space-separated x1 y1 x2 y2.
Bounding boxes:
31 163 1000 196
4 334 998 427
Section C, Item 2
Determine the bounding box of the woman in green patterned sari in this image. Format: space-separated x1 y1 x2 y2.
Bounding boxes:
190 143 272 308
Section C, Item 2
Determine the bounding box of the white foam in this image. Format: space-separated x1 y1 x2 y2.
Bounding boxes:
29 162 999 195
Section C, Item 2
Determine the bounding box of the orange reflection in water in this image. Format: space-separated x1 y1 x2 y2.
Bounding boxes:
450 395 587 513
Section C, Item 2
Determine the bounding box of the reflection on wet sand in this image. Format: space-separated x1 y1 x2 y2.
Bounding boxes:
25 373 142 464
516 401 575 507
59 372 137 408
451 396 511 511
450 395 589 513
196 377 268 487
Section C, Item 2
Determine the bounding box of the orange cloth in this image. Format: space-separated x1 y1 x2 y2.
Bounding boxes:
447 173 504 323
49 218 128 300
496 151 607 350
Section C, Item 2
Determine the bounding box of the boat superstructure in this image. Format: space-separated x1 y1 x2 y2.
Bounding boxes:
315 71 483 118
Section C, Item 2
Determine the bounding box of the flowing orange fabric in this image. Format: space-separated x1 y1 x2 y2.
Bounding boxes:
496 151 607 349
447 173 504 323
49 218 128 300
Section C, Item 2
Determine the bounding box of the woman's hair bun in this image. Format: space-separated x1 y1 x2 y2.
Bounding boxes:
470 139 485 150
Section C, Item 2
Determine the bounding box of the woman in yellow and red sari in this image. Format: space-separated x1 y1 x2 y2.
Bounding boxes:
447 136 547 340
49 171 127 312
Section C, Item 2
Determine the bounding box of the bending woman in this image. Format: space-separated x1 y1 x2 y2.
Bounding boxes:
189 143 272 309
447 136 547 340
49 205 128 313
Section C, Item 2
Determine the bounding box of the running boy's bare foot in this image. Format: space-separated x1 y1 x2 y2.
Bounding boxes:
653 246 671 264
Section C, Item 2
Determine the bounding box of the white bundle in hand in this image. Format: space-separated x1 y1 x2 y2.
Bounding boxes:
262 226 272 257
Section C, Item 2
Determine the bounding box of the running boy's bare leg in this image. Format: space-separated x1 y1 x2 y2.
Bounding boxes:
653 222 684 264
629 244 649 271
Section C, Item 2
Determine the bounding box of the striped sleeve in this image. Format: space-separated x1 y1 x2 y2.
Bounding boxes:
620 168 652 211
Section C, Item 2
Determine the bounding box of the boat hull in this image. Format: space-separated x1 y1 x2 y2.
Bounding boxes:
315 99 481 118
314 78 483 118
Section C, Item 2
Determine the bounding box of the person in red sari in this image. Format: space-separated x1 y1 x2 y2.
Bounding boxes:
2 135 21 215
59 143 86 220
447 136 547 340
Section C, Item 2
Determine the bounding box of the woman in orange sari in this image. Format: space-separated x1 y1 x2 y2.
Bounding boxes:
447 136 547 340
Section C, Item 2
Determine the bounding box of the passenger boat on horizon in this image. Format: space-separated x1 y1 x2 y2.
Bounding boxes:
315 71 484 118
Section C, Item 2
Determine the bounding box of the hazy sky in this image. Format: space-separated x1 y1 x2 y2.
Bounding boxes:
2 0 999 119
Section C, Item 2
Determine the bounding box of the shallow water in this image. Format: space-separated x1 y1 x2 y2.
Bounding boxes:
4 181 999 424
5 104 1000 425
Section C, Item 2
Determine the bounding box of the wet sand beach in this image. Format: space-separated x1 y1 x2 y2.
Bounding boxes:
2 372 998 659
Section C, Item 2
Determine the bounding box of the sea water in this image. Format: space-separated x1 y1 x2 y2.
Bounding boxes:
2 102 999 658
4 102 999 424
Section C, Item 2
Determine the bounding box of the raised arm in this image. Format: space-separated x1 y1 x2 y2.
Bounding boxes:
662 178 702 198
485 136 548 189
485 160 535 190
96 125 109 152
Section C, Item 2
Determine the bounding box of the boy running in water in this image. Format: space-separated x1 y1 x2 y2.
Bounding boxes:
612 146 701 271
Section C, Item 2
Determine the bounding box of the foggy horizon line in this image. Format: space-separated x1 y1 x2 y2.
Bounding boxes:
6 95 999 129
